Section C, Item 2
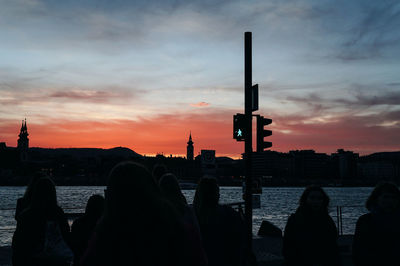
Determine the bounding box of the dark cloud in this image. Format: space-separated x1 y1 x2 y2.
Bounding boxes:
386 82 400 87
337 91 400 106
48 89 133 103
286 93 327 113
337 1 400 61
286 88 400 113
384 110 400 121
0 86 138 106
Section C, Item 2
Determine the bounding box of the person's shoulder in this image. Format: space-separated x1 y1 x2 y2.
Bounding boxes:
288 210 302 221
356 213 373 224
219 204 237 215
72 215 87 229
285 212 298 225
358 213 372 220
54 205 66 216
218 205 242 222
325 213 337 227
16 197 24 205
219 204 235 212
46 205 67 221
17 207 35 221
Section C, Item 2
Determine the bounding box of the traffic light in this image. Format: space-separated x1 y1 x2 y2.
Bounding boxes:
233 113 246 141
256 115 272 152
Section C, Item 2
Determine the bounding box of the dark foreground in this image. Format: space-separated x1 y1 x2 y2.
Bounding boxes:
0 235 354 266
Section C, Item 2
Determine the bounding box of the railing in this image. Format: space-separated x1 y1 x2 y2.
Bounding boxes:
333 205 364 235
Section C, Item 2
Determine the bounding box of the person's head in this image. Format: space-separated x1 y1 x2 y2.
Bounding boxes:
299 185 330 213
366 182 400 213
85 194 105 218
23 172 42 201
193 176 220 209
30 177 58 209
159 173 187 215
95 161 186 265
152 163 168 183
104 161 160 221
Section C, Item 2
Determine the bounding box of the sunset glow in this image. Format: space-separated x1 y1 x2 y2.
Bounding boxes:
1 0 399 157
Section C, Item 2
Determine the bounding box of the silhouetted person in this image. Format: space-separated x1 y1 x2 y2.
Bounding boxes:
159 173 207 266
71 194 104 266
14 173 41 220
12 177 72 266
80 161 189 266
353 182 400 266
152 163 168 183
193 177 246 266
282 185 341 266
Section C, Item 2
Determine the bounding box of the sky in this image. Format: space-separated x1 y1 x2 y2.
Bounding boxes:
0 0 399 158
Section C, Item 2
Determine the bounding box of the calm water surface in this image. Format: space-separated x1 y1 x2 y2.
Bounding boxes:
0 186 372 246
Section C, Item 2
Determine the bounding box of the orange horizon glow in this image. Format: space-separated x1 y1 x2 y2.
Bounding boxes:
1 113 399 158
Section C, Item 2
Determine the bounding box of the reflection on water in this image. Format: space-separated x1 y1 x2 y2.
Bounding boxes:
0 186 372 246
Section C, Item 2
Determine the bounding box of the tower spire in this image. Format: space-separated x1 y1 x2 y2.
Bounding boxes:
186 131 194 161
17 118 29 161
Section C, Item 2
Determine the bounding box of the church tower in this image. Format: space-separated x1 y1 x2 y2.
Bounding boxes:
17 119 29 161
186 132 194 161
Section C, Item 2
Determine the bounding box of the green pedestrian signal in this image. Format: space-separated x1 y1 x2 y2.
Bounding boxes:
233 113 246 141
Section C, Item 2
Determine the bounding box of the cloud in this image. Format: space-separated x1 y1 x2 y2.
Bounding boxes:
338 91 400 107
0 85 138 106
48 89 133 103
282 82 400 118
387 82 400 87
287 90 400 110
337 1 400 61
190 102 210 107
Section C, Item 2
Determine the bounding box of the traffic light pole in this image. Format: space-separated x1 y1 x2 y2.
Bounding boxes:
244 31 253 250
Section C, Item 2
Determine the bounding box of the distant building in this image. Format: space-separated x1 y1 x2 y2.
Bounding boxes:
289 150 331 180
186 132 194 161
17 119 29 162
331 149 359 180
252 151 293 180
358 152 400 183
0 142 6 150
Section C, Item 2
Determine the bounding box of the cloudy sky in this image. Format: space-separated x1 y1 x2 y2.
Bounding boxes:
1 0 399 157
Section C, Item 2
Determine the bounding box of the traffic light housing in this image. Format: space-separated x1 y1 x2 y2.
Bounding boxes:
233 113 246 141
256 115 272 152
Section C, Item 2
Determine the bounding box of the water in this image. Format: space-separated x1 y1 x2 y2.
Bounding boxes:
0 186 373 246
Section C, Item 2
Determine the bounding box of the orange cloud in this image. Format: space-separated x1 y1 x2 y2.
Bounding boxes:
190 102 210 107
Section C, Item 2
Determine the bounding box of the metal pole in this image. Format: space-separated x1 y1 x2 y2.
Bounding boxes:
336 206 340 235
340 206 343 235
244 31 253 249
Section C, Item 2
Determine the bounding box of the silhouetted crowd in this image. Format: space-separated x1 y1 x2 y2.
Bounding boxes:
11 161 400 266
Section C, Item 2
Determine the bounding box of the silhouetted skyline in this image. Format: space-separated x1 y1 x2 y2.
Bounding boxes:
0 1 399 158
